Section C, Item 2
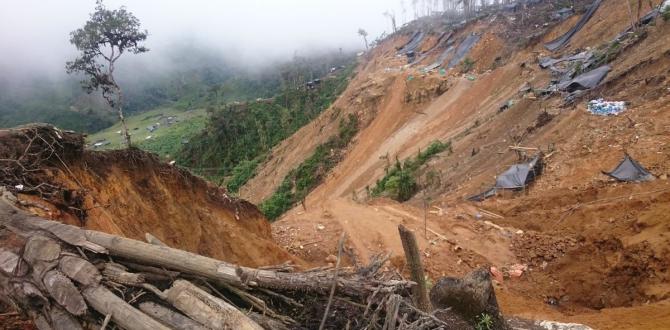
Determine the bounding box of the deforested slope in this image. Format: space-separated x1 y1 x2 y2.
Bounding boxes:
0 124 296 267
240 1 670 328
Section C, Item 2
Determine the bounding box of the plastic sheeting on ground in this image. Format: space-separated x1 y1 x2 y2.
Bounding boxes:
545 0 603 51
603 154 654 182
587 99 626 116
412 31 454 67
424 45 455 71
558 65 610 92
447 33 481 68
397 31 420 53
398 31 425 55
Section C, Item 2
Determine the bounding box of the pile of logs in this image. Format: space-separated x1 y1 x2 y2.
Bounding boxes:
0 190 463 329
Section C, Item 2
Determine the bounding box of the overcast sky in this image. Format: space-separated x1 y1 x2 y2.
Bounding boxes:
0 0 408 79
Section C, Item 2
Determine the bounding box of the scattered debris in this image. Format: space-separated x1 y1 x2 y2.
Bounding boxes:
587 99 627 116
508 264 528 278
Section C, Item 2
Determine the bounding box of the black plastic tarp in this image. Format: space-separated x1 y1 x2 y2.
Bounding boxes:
467 155 543 201
422 31 453 55
398 31 425 55
603 154 654 182
411 31 454 66
494 155 543 189
467 188 497 202
558 65 610 92
613 8 659 41
425 45 455 71
545 0 603 52
397 31 420 52
447 33 481 68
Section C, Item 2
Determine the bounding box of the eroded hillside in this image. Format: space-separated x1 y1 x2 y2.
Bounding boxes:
0 125 296 268
240 1 670 328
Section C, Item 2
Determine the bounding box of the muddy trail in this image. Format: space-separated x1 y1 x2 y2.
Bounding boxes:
241 1 670 329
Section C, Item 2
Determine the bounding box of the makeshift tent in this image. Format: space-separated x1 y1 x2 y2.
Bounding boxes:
545 0 603 51
558 65 610 92
467 154 544 201
448 34 481 68
494 154 543 189
603 154 654 182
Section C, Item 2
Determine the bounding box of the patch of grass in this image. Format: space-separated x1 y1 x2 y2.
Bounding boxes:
87 107 208 152
260 114 358 220
475 313 493 330
371 140 451 202
137 114 208 159
663 5 670 21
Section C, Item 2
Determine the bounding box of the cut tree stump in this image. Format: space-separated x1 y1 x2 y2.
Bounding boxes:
398 224 432 312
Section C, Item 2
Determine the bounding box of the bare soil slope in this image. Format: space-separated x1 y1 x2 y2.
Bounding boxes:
0 125 296 268
245 2 670 329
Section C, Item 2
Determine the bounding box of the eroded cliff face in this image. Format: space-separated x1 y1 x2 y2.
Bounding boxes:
0 124 296 267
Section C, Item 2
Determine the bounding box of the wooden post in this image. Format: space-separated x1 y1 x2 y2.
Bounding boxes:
397 224 431 312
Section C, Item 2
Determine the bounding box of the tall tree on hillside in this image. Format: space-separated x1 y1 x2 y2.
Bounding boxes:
383 11 398 33
66 0 148 147
358 28 369 50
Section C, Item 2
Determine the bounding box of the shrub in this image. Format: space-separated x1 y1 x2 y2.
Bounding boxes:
260 114 359 220
460 57 475 73
663 5 670 21
226 158 262 193
371 140 451 202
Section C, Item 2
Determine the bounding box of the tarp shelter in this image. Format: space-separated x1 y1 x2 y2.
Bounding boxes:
467 154 544 201
447 34 481 68
603 154 654 182
545 0 603 51
558 65 610 92
494 154 543 189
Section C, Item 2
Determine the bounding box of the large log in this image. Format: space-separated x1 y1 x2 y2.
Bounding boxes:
82 285 171 330
84 229 412 297
166 279 263 330
139 301 208 330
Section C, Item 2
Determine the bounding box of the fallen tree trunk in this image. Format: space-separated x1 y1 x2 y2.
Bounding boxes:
82 285 171 330
0 193 424 329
